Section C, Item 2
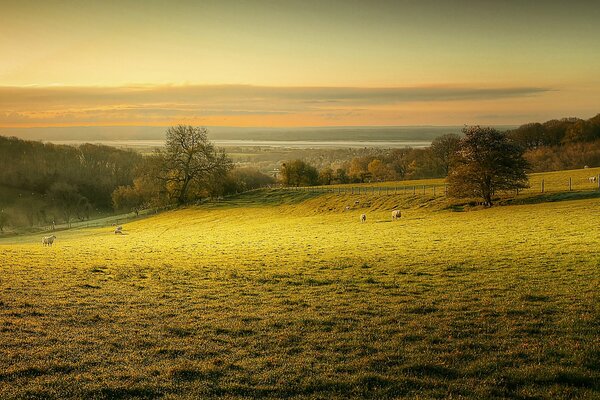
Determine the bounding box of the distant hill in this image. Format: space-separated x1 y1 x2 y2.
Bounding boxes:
0 125 516 142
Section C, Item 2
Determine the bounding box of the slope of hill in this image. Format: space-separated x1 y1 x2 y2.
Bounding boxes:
1 188 598 398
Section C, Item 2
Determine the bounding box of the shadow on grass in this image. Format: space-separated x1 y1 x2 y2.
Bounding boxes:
500 190 600 206
446 190 600 212
200 189 324 209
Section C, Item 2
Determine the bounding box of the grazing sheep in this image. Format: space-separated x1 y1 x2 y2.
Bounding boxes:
391 210 402 220
42 235 56 246
589 176 597 183
354 200 360 206
360 214 367 223
114 226 124 235
345 206 350 210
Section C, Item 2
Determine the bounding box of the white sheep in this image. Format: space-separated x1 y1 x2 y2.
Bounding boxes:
42 235 56 246
391 210 402 220
360 213 367 223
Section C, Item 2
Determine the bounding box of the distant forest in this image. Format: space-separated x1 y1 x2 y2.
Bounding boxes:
282 113 600 185
0 113 599 230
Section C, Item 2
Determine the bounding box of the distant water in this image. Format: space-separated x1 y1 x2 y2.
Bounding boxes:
47 139 432 149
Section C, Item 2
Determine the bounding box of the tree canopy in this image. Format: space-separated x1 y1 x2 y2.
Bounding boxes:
448 126 529 206
280 160 319 187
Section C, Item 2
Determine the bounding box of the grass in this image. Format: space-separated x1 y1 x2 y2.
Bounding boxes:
1 187 599 399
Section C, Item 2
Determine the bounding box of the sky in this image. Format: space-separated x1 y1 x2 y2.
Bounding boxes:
1 0 599 131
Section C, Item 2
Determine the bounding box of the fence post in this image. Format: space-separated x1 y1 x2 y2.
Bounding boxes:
444 184 448 196
413 186 416 195
541 179 544 193
433 186 436 196
422 185 425 195
569 177 572 191
598 175 600 190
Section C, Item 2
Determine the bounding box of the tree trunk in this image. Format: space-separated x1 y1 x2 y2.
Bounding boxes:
178 177 191 205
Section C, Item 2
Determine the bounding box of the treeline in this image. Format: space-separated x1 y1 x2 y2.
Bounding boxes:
280 114 600 186
0 136 143 228
507 114 600 149
280 134 460 186
506 114 600 171
0 136 142 207
0 130 275 230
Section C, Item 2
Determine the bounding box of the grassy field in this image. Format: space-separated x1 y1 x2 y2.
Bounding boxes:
1 189 599 399
319 167 600 200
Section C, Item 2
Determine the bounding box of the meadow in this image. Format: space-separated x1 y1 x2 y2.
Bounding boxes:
0 187 599 399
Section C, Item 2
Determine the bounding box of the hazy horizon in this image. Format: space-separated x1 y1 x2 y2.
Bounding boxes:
0 125 521 143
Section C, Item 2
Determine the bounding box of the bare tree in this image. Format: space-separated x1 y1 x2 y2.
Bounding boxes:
156 126 232 204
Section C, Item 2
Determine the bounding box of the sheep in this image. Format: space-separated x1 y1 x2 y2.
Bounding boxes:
360 213 367 223
42 235 56 246
391 210 402 220
354 200 360 206
114 226 124 235
589 176 597 183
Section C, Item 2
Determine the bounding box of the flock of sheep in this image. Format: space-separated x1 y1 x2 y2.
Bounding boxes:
360 209 402 223
41 200 405 246
41 224 125 246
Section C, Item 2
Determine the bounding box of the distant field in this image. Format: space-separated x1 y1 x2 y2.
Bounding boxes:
321 166 600 198
1 188 598 399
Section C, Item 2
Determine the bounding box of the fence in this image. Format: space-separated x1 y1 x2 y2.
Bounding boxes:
281 173 600 197
285 184 448 197
39 204 178 233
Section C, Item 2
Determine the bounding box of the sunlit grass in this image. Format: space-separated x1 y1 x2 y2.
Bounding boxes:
1 189 599 398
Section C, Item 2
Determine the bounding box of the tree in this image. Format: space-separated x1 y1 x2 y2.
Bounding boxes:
333 168 349 184
280 160 319 186
430 133 461 175
448 126 529 206
367 159 397 181
348 157 372 182
156 126 232 204
319 167 334 185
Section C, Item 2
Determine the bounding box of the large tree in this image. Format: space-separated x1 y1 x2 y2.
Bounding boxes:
448 126 529 206
156 126 232 204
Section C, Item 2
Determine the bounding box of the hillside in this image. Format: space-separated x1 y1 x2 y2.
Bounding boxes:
1 188 599 398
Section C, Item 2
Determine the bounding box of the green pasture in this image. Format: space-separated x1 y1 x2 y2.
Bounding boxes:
0 187 599 399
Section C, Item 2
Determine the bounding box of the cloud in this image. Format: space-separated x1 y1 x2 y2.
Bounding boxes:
0 84 552 127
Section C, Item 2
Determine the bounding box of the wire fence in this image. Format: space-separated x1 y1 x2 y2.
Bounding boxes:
39 204 178 233
282 173 600 197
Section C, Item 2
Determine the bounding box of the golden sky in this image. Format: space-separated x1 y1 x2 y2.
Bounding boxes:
1 0 599 128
